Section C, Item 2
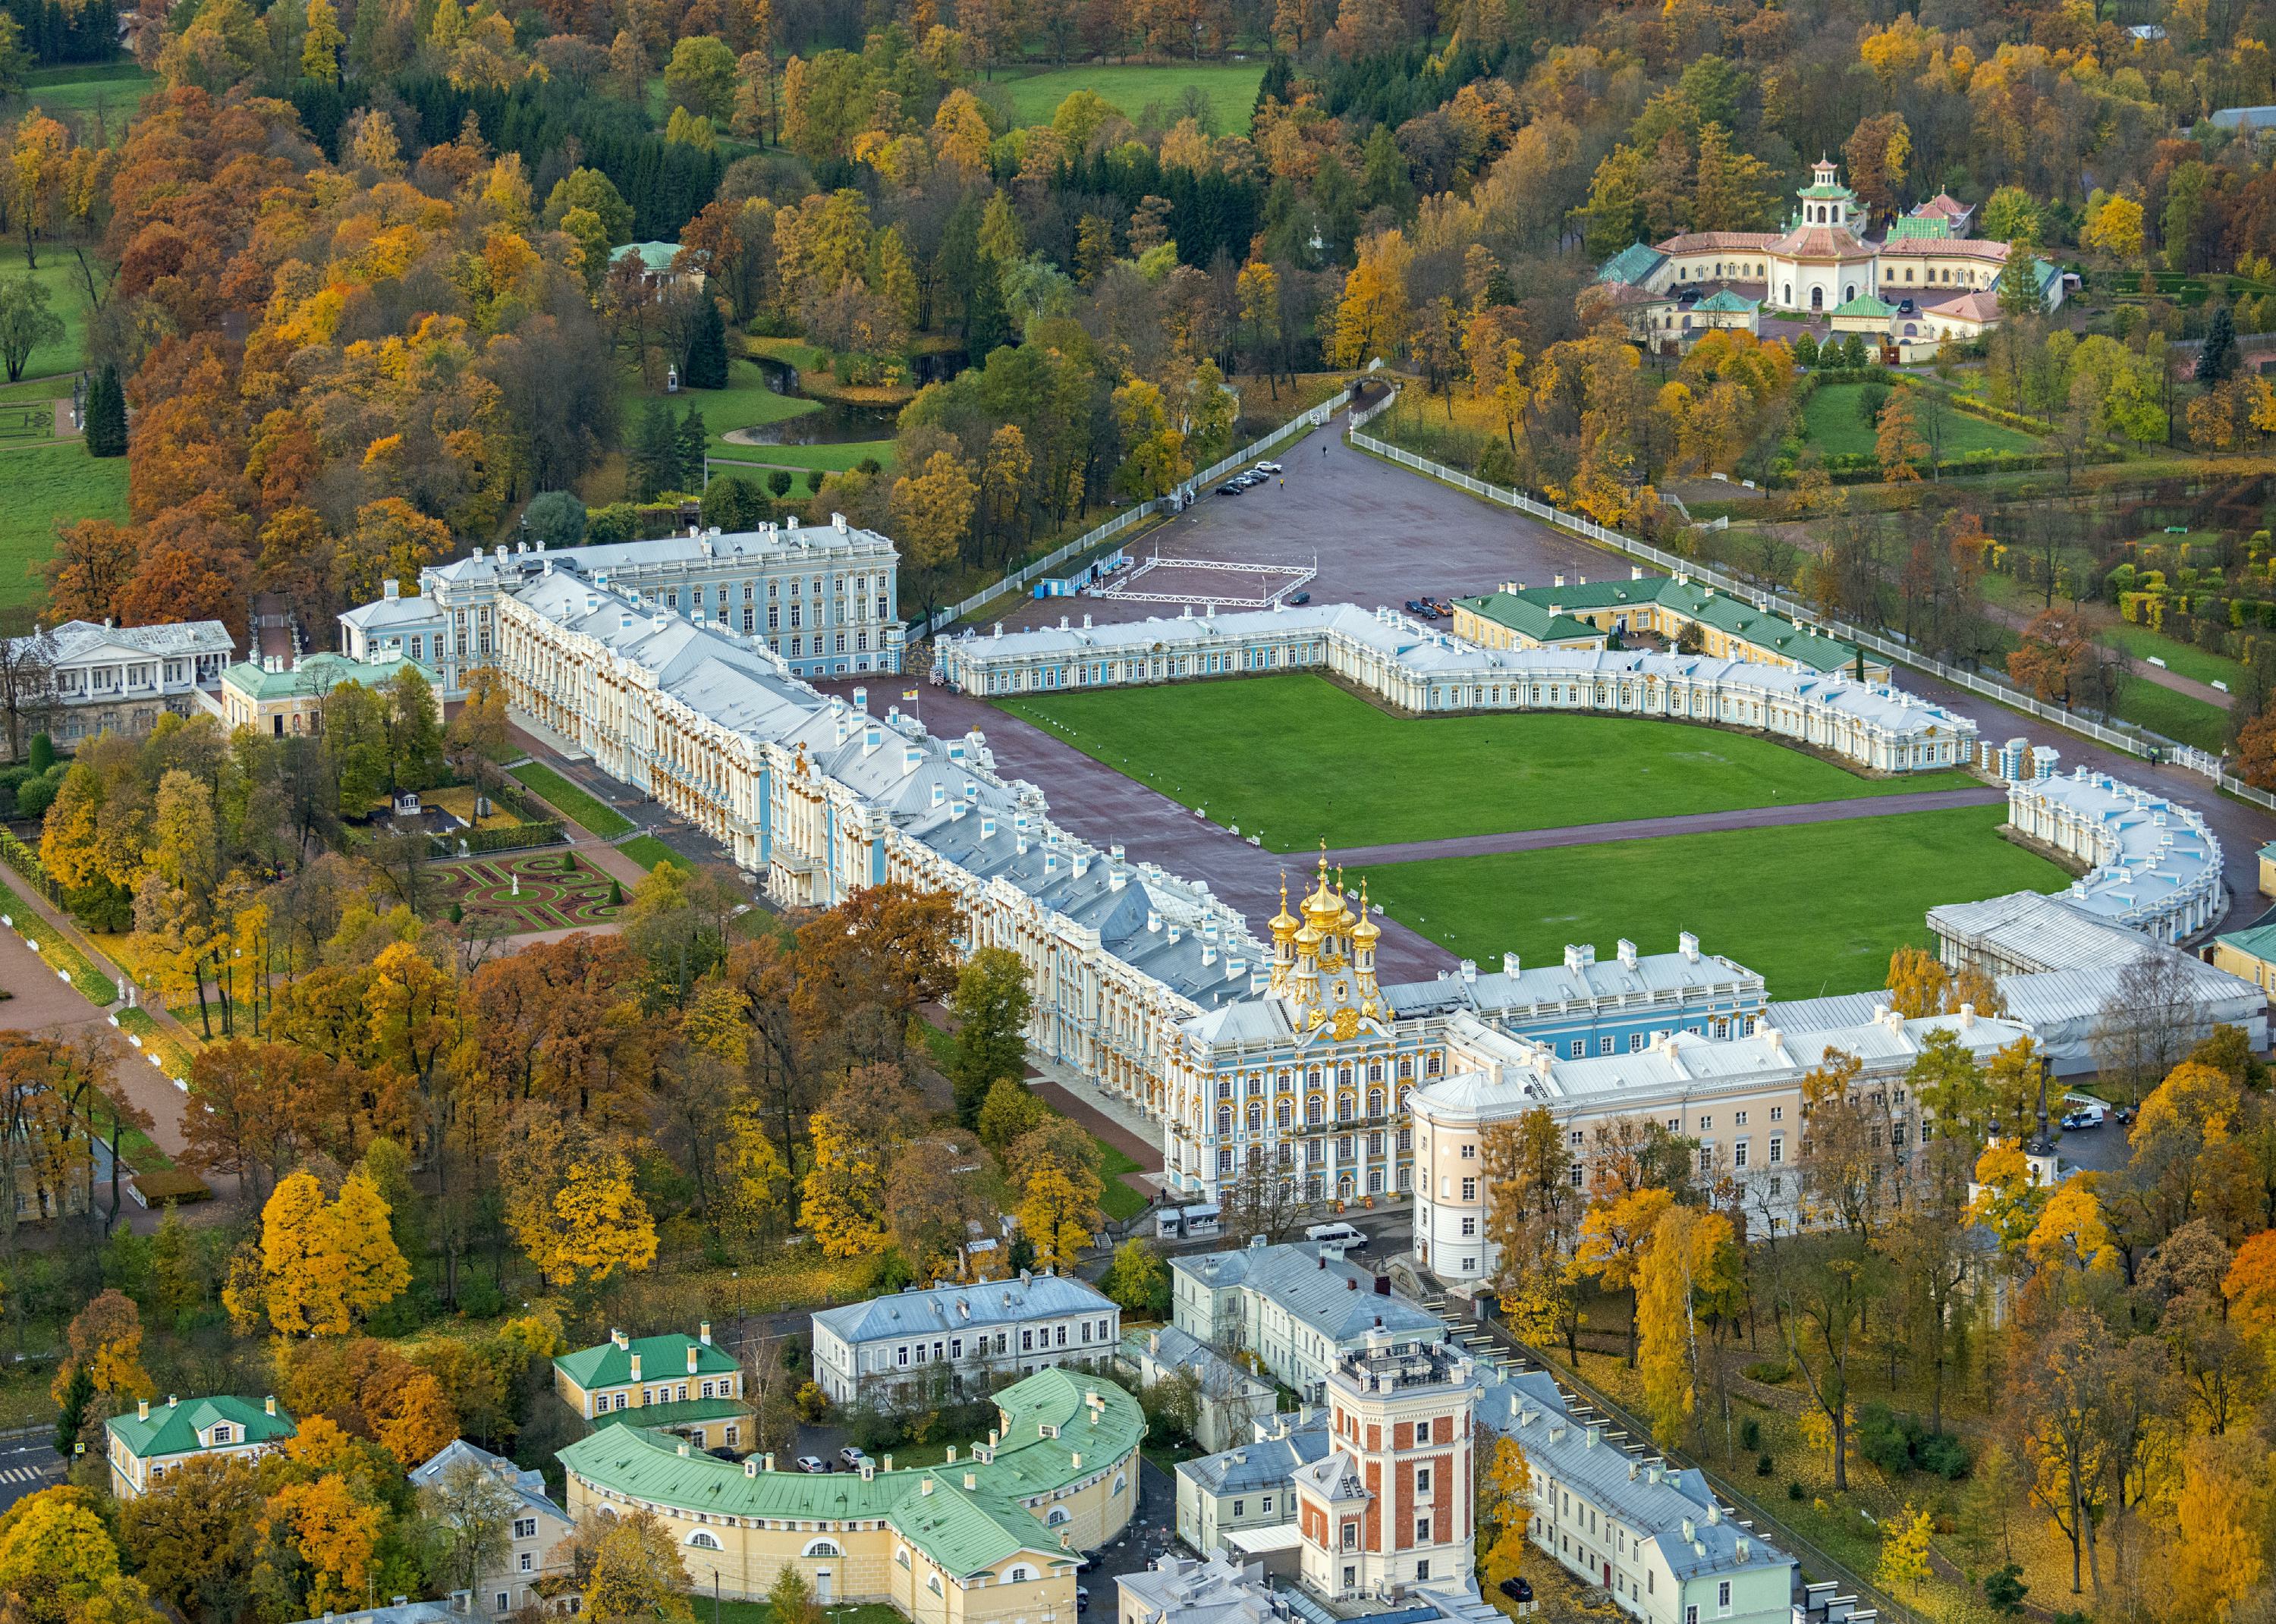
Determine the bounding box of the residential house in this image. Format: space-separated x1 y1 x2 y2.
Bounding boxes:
811 1271 1121 1406
410 1438 577 1618
105 1394 296 1499
552 1324 752 1453
1120 1325 1276 1453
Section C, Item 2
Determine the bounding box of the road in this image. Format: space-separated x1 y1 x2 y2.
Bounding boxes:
0 1431 64 1510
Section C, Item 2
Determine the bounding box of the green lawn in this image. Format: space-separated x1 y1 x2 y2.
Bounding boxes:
998 674 1977 851
710 439 897 476
992 61 1268 131
2101 621 2248 690
1801 382 2040 460
508 762 635 837
621 357 819 459
618 834 684 871
1359 804 2073 1000
1092 1134 1148 1221
15 61 155 126
0 440 125 611
2112 678 2228 752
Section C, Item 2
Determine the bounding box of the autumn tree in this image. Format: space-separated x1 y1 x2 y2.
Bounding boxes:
500 1115 659 1296
1577 1186 1673 1366
946 947 1031 1127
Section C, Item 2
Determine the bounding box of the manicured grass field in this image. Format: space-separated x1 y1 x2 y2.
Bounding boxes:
15 61 154 127
0 440 124 611
2101 620 2247 690
992 61 1267 131
710 438 897 475
621 357 818 457
1800 382 2039 460
618 834 683 870
508 762 635 837
998 674 1976 850
1360 804 2073 1000
2112 677 2228 752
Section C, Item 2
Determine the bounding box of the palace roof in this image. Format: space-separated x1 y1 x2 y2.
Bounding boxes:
1831 293 1897 319
1877 236 2010 260
1925 291 2003 323
1693 289 1759 313
814 1272 1114 1345
1449 590 1603 646
1762 222 1875 261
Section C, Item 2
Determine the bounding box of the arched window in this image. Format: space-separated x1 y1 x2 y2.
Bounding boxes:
1368 1061 1383 1082
1046 1506 1071 1525
1247 1104 1262 1132
1306 1066 1322 1088
1217 1107 1232 1135
1216 1079 1232 1100
1397 1057 1413 1080
802 1539 843 1558
1277 1070 1294 1092
1367 1089 1384 1117
1306 1097 1323 1125
1338 1064 1353 1086
1008 1566 1035 1582
688 1532 723 1550
1114 1474 1128 1495
1276 1101 1291 1128
1338 1093 1355 1122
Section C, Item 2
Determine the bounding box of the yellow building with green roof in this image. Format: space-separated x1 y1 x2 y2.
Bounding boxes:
105 1393 297 1500
553 1323 753 1453
556 1367 1140 1618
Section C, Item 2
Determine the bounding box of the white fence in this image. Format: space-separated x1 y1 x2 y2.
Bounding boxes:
1346 420 2276 815
913 388 1353 637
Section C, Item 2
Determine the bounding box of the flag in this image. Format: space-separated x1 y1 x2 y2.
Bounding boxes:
904 689 919 701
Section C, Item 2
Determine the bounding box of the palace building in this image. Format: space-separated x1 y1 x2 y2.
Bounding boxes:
1596 162 2062 349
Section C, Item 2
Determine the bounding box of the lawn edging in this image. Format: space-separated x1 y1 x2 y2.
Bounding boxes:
509 762 635 838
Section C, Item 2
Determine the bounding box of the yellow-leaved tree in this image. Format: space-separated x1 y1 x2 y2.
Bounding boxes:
259 1171 411 1336
1576 1186 1674 1367
1636 1204 1738 1450
1017 1162 1096 1273
800 1106 889 1258
1477 1434 1533 1587
1876 1503 1932 1594
501 1120 659 1295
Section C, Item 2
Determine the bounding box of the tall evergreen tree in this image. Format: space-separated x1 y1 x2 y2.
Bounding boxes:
630 401 681 499
964 252 1010 355
2197 304 2239 384
676 405 709 491
683 295 729 389
82 362 124 457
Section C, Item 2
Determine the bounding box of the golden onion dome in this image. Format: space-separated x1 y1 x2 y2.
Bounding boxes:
1331 866 1358 931
1352 880 1381 945
1269 875 1300 941
1294 920 1323 953
1302 855 1343 924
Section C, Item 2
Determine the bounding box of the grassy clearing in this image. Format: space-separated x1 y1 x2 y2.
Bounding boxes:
709 438 898 475
0 439 126 611
1359 803 2072 999
620 357 819 460
990 61 1268 131
509 762 635 837
1800 382 2039 460
2111 677 2228 752
618 834 683 871
998 673 1978 851
14 61 155 127
1092 1135 1149 1221
2100 620 2248 689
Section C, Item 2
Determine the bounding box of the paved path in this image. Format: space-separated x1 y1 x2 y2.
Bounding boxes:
1319 785 2009 866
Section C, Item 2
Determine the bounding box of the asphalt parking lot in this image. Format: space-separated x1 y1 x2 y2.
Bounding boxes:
983 423 1617 636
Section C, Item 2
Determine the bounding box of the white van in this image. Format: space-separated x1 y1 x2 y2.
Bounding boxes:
1306 1222 1367 1252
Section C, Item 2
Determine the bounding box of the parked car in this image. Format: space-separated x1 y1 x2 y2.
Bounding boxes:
1215 482 1243 496
1289 591 1310 605
795 1456 828 1473
2115 1104 2138 1125
838 1446 865 1466
1403 599 1426 614
2059 1110 2102 1131
1076 1590 1090 1613
1500 1578 1534 1604
1254 460 1282 474
1306 1220 1368 1251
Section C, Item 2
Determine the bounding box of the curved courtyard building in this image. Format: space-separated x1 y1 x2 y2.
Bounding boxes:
558 1368 1140 1616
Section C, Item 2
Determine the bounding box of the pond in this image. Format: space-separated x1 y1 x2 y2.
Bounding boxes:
744 357 903 445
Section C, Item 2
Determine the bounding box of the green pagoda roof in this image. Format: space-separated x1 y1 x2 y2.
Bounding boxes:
1460 575 1862 676
1695 290 1759 313
1883 217 1951 240
1598 242 1668 286
1831 294 1895 319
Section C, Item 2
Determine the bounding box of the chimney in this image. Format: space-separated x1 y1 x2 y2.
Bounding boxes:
1460 959 1477 983
964 1471 979 1490
265 1395 277 1416
611 1329 629 1349
1502 952 1520 976
687 1344 699 1374
699 1321 712 1345
629 1352 643 1383
1632 566 1644 580
920 1477 934 1497
137 1399 149 1421
1679 931 1699 962
764 1453 775 1472
1617 939 1637 969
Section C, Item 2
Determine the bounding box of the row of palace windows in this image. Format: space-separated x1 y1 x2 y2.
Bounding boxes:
1215 1056 1440 1098
1216 1088 1413 1132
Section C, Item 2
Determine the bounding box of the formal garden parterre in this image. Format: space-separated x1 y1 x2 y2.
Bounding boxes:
435 849 624 934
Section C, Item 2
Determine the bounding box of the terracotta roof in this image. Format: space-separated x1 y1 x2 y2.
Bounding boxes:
1925 291 2002 322
1764 224 1875 260
1877 237 2008 260
1655 231 1779 253
1913 193 1971 218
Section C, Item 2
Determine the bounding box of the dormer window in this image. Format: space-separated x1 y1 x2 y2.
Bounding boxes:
211 1424 232 1443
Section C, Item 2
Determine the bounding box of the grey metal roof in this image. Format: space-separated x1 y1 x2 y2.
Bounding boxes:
813 1271 1114 1345
1380 939 1761 1022
1482 1369 1791 1585
1171 1243 1445 1346
1124 1325 1274 1403
938 602 1970 743
2014 770 2223 929
1926 890 2155 972
409 1437 569 1525
35 618 234 661
1176 1415 1329 1495
1118 1553 1282 1624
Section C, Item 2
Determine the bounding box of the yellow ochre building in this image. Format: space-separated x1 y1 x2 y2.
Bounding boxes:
556 1368 1140 1622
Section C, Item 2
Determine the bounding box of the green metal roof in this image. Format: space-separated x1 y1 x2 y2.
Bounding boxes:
617 241 684 272
1453 593 1608 647
1883 217 1951 241
1831 293 1895 319
557 1367 1142 1574
893 1478 1067 1576
592 1397 751 1431
555 1333 740 1390
105 1395 295 1460
220 651 439 702
2216 922 2276 962
1598 242 1667 286
1462 576 1862 675
1695 290 1759 313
